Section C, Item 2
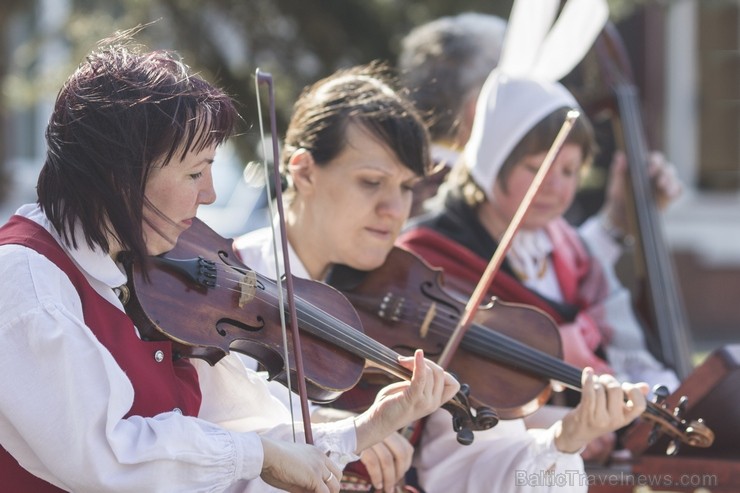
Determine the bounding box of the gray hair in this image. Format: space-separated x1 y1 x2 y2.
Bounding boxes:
398 12 507 141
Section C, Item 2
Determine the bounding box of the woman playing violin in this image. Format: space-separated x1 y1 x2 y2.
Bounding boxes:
234 63 648 493
0 34 459 493
397 62 681 479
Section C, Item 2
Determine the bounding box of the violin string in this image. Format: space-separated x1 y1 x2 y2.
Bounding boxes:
435 320 580 386
344 289 582 386
354 287 584 386
199 263 410 377
157 262 679 433
420 306 581 385
294 300 405 371
406 306 678 426
211 265 594 387
397 302 676 425
181 268 474 421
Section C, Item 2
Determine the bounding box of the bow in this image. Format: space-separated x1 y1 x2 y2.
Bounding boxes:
439 0 608 367
254 69 313 444
438 110 580 367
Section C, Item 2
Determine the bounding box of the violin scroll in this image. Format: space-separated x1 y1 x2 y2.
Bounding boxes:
646 385 714 455
445 384 499 445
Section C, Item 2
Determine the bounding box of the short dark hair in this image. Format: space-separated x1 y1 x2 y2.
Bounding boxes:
282 63 431 189
498 107 597 191
37 36 237 265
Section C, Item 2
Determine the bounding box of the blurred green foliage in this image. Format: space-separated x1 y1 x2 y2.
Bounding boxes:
1 0 644 178
2 0 513 171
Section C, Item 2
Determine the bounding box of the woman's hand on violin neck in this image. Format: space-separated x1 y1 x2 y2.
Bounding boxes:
353 350 459 453
259 436 341 493
553 368 648 454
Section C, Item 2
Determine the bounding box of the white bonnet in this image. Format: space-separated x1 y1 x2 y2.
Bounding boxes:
465 75 577 199
464 0 609 199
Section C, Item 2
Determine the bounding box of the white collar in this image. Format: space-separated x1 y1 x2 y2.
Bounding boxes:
264 215 311 280
506 228 553 281
18 203 127 289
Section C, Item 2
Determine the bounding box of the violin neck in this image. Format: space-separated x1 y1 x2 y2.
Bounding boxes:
295 297 412 381
465 321 583 389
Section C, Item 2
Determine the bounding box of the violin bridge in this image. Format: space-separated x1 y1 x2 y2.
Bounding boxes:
238 270 258 308
420 302 436 339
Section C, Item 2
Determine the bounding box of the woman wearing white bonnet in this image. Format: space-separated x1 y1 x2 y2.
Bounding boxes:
398 0 680 489
462 0 682 395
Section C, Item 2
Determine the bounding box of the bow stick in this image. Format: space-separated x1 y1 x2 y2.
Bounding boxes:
437 109 581 369
255 69 313 444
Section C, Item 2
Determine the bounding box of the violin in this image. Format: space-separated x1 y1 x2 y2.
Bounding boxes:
327 246 715 454
122 218 497 444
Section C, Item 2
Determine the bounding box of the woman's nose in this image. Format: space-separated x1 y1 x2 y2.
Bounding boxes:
199 174 217 205
541 168 565 190
378 188 409 219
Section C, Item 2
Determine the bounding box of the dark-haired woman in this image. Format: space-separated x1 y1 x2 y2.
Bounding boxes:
0 39 457 493
235 64 648 493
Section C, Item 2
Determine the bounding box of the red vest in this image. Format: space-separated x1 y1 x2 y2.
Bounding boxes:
0 215 202 492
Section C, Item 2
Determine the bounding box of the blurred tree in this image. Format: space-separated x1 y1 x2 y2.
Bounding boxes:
152 0 515 160
0 0 29 203
4 0 641 173
2 0 514 168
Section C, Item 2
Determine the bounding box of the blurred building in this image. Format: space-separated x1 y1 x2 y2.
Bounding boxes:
628 1 739 352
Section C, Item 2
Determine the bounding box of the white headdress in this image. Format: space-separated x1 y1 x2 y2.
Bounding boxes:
465 0 609 199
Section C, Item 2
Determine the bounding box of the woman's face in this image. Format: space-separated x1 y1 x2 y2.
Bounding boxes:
292 123 419 277
489 143 584 231
143 143 218 255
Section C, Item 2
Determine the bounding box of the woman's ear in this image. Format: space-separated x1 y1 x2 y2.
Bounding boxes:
287 148 317 196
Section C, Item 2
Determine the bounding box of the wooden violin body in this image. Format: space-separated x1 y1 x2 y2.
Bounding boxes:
123 218 497 443
330 246 561 420
328 246 714 453
124 217 365 403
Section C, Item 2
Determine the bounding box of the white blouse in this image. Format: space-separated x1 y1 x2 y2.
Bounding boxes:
0 204 356 493
235 225 586 493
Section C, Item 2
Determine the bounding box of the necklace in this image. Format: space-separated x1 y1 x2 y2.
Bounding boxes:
511 258 548 281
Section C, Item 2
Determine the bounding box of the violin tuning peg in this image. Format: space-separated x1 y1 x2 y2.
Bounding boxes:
459 383 471 398
652 384 670 405
475 405 499 430
647 424 661 446
674 395 688 417
666 439 680 456
456 428 474 446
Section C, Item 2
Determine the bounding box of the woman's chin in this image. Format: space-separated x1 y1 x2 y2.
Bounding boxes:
348 253 387 273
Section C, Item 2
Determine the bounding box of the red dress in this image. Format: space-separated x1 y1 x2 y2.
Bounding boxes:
0 216 202 492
